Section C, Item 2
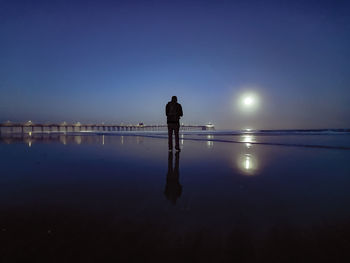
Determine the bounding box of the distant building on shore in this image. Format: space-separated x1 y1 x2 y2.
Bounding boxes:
205 123 215 130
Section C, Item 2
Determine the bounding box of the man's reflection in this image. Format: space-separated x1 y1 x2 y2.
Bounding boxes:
164 152 182 205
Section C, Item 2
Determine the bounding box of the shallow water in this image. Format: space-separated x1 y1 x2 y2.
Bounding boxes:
1 133 350 262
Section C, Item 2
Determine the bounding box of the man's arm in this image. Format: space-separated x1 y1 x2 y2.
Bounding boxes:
179 104 183 117
165 103 169 116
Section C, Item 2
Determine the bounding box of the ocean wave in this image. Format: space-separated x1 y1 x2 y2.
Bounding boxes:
179 129 350 136
92 132 350 150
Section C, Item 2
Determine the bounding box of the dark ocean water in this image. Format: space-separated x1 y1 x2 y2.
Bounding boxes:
1 132 350 262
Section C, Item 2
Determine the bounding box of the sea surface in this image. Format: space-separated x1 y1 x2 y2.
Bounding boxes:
1 130 350 262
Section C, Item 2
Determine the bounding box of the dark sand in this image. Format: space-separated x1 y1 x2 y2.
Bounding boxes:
1 133 350 262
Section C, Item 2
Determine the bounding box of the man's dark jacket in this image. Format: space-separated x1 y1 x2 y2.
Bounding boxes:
166 101 183 124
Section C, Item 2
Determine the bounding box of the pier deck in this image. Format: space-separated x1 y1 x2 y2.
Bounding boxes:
0 122 214 133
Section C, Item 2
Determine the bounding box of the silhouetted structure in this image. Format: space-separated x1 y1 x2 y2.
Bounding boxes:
164 152 182 205
165 96 183 151
0 122 212 134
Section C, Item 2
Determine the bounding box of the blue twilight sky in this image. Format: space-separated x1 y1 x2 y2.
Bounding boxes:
0 0 349 129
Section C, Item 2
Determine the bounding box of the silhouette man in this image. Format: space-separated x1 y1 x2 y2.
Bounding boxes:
165 96 183 151
164 152 182 205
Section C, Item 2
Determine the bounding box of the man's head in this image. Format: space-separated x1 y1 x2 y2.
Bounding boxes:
171 96 177 102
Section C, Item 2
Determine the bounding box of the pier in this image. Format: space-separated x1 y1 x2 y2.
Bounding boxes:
0 121 214 134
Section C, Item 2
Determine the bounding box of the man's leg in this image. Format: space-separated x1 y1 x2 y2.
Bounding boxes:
174 124 180 150
168 125 173 150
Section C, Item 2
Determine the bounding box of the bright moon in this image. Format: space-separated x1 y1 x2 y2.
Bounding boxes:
238 93 259 111
243 96 254 106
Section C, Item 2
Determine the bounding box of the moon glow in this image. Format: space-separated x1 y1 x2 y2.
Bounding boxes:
239 93 259 111
243 96 254 106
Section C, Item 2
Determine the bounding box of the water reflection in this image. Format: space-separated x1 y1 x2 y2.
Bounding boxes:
207 135 214 148
237 153 258 175
241 134 256 149
60 135 67 145
164 152 182 205
0 133 128 146
74 136 82 145
136 136 144 144
236 134 259 175
180 134 184 146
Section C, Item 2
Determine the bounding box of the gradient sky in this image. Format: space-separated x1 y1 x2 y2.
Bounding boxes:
1 0 349 129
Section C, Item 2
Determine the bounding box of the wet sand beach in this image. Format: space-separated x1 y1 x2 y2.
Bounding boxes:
1 133 350 262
